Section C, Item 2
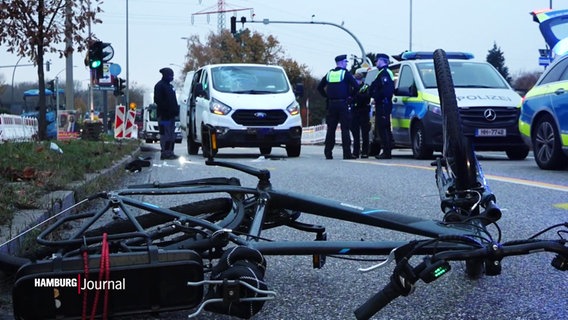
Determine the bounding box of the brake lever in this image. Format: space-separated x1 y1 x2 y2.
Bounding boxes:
358 247 397 272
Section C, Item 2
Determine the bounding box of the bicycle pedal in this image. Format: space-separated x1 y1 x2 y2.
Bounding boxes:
551 254 568 271
313 232 327 269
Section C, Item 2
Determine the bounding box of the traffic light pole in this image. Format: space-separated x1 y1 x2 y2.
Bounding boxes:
87 0 94 121
245 18 372 67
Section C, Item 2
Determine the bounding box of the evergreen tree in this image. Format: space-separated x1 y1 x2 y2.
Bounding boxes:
486 42 512 84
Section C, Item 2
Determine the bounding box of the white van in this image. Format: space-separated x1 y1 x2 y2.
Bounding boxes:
141 103 182 144
179 63 302 157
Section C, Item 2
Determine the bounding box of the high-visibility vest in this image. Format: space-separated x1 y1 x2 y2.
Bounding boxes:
326 70 345 83
376 68 394 81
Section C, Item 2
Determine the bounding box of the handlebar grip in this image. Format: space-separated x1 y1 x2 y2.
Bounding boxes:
354 279 401 320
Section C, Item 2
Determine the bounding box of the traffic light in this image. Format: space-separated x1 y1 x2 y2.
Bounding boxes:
113 77 126 96
88 41 103 69
88 41 114 79
230 16 236 34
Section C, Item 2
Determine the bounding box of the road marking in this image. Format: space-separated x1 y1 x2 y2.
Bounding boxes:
357 160 568 193
554 203 568 210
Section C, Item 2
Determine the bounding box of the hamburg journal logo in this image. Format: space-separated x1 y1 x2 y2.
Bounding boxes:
34 276 126 294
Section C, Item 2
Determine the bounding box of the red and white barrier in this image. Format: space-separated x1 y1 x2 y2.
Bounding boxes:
114 105 137 140
0 114 38 142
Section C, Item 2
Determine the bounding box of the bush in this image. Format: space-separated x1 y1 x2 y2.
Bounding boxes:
0 138 139 224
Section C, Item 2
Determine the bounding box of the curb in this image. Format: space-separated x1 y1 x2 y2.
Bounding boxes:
0 147 141 256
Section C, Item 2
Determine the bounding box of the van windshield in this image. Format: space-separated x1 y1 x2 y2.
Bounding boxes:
417 61 509 89
211 65 290 94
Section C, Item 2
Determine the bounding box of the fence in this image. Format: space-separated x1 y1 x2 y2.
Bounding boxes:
0 113 38 142
301 124 347 145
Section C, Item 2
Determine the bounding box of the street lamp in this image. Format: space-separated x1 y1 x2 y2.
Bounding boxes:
54 66 77 110
10 56 24 109
409 0 413 51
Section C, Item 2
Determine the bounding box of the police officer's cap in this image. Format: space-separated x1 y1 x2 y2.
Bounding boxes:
159 67 174 76
376 53 390 62
335 54 348 62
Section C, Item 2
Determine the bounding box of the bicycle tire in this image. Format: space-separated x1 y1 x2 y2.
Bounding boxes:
433 49 484 278
433 49 478 191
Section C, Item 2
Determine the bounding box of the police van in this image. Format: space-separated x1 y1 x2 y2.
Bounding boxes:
373 51 529 160
179 63 302 157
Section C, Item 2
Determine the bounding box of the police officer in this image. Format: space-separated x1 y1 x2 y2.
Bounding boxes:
369 53 395 159
351 72 371 158
317 54 359 160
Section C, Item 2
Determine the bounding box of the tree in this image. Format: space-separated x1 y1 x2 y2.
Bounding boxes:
182 30 327 125
512 70 542 96
0 0 103 140
486 42 512 84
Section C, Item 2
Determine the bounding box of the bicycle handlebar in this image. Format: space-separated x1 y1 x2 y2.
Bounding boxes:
354 239 567 320
354 278 403 320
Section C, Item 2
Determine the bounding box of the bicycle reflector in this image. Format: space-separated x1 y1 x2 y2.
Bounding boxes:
419 258 451 283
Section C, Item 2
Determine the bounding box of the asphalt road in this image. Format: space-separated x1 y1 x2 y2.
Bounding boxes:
3 141 566 320
116 141 567 320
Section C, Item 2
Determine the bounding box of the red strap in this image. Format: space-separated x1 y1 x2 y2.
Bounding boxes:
103 233 110 319
82 249 89 320
89 233 110 320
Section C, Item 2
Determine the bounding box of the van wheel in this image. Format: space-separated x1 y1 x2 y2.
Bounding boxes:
532 115 568 169
286 143 301 157
411 122 433 159
505 147 529 160
259 147 272 155
187 128 200 155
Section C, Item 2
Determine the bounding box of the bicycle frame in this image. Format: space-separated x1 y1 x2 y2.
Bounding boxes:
36 161 481 256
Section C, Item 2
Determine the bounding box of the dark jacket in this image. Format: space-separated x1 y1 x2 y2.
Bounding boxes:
317 67 359 100
369 67 395 105
153 79 179 121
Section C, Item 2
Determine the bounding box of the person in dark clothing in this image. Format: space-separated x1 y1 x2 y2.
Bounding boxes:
317 54 360 160
369 54 395 159
350 72 371 158
154 67 180 160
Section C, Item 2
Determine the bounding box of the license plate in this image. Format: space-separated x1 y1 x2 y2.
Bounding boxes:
247 128 273 135
475 128 506 137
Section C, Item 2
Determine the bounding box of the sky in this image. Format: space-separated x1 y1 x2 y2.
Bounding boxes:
0 0 560 103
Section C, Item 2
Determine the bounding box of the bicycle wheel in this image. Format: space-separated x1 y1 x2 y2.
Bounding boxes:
433 49 484 278
433 49 478 191
84 197 233 237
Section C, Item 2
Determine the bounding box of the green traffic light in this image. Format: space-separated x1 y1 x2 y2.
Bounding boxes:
90 60 102 69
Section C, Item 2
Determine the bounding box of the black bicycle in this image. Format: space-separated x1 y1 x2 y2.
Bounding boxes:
1 49 566 320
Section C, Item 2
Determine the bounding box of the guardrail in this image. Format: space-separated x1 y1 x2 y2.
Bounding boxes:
301 124 347 145
0 114 38 142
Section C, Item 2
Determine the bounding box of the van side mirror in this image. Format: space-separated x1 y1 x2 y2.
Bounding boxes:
194 83 207 99
395 85 418 97
408 85 417 97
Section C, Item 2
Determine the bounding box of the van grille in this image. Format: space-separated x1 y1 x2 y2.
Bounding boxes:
232 110 288 126
459 107 519 127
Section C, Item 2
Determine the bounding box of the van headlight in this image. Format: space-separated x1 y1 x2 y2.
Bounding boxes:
210 98 232 115
427 103 442 116
287 101 300 116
